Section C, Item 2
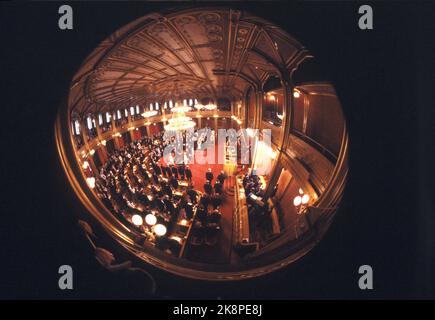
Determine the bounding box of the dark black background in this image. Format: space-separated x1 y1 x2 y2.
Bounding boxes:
0 1 434 300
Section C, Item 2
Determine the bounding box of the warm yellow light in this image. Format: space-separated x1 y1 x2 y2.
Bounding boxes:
171 106 191 113
164 116 196 131
204 103 217 111
170 236 182 243
213 114 219 118
293 90 300 98
145 214 157 226
179 219 188 226
82 161 89 170
101 140 106 146
86 177 96 189
89 149 95 156
132 214 143 226
128 126 135 131
293 195 302 207
154 224 167 236
301 194 310 205
141 110 158 118
299 188 304 195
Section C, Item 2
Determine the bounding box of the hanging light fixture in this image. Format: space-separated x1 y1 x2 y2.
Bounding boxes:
204 102 217 111
171 105 192 113
194 103 204 110
164 115 196 131
142 110 158 118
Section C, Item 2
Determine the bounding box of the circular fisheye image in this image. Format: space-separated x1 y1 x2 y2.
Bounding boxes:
55 7 349 280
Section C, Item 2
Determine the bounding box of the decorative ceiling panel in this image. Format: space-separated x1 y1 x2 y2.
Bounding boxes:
72 8 306 115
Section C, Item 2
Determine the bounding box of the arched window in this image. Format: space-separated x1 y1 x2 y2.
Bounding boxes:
74 119 80 135
86 116 93 130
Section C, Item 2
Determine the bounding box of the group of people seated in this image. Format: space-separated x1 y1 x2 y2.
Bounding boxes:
91 132 226 256
241 169 270 234
242 169 265 200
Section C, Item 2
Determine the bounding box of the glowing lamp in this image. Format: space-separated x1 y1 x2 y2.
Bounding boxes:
293 196 302 207
154 224 167 237
82 161 89 170
299 188 304 195
86 177 95 189
132 214 143 226
301 194 310 205
293 90 300 98
141 110 158 118
145 214 157 226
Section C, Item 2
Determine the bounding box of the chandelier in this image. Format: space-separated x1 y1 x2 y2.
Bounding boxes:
194 102 217 111
171 105 192 113
203 103 217 111
141 110 158 118
164 115 196 131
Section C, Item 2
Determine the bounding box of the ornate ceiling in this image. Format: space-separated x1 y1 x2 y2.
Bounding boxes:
69 8 309 116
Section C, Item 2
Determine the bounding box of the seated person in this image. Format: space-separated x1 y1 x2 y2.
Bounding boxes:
170 174 179 189
160 164 168 177
162 182 173 198
170 165 179 179
211 194 222 209
199 194 210 207
187 186 198 204
207 209 221 225
196 204 207 226
178 164 185 180
185 202 194 219
203 180 213 195
185 166 192 181
214 180 223 195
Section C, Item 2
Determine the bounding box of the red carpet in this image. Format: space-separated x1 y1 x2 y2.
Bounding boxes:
186 149 234 264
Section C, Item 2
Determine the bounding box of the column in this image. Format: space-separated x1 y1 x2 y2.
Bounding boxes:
254 89 263 129
110 115 120 149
